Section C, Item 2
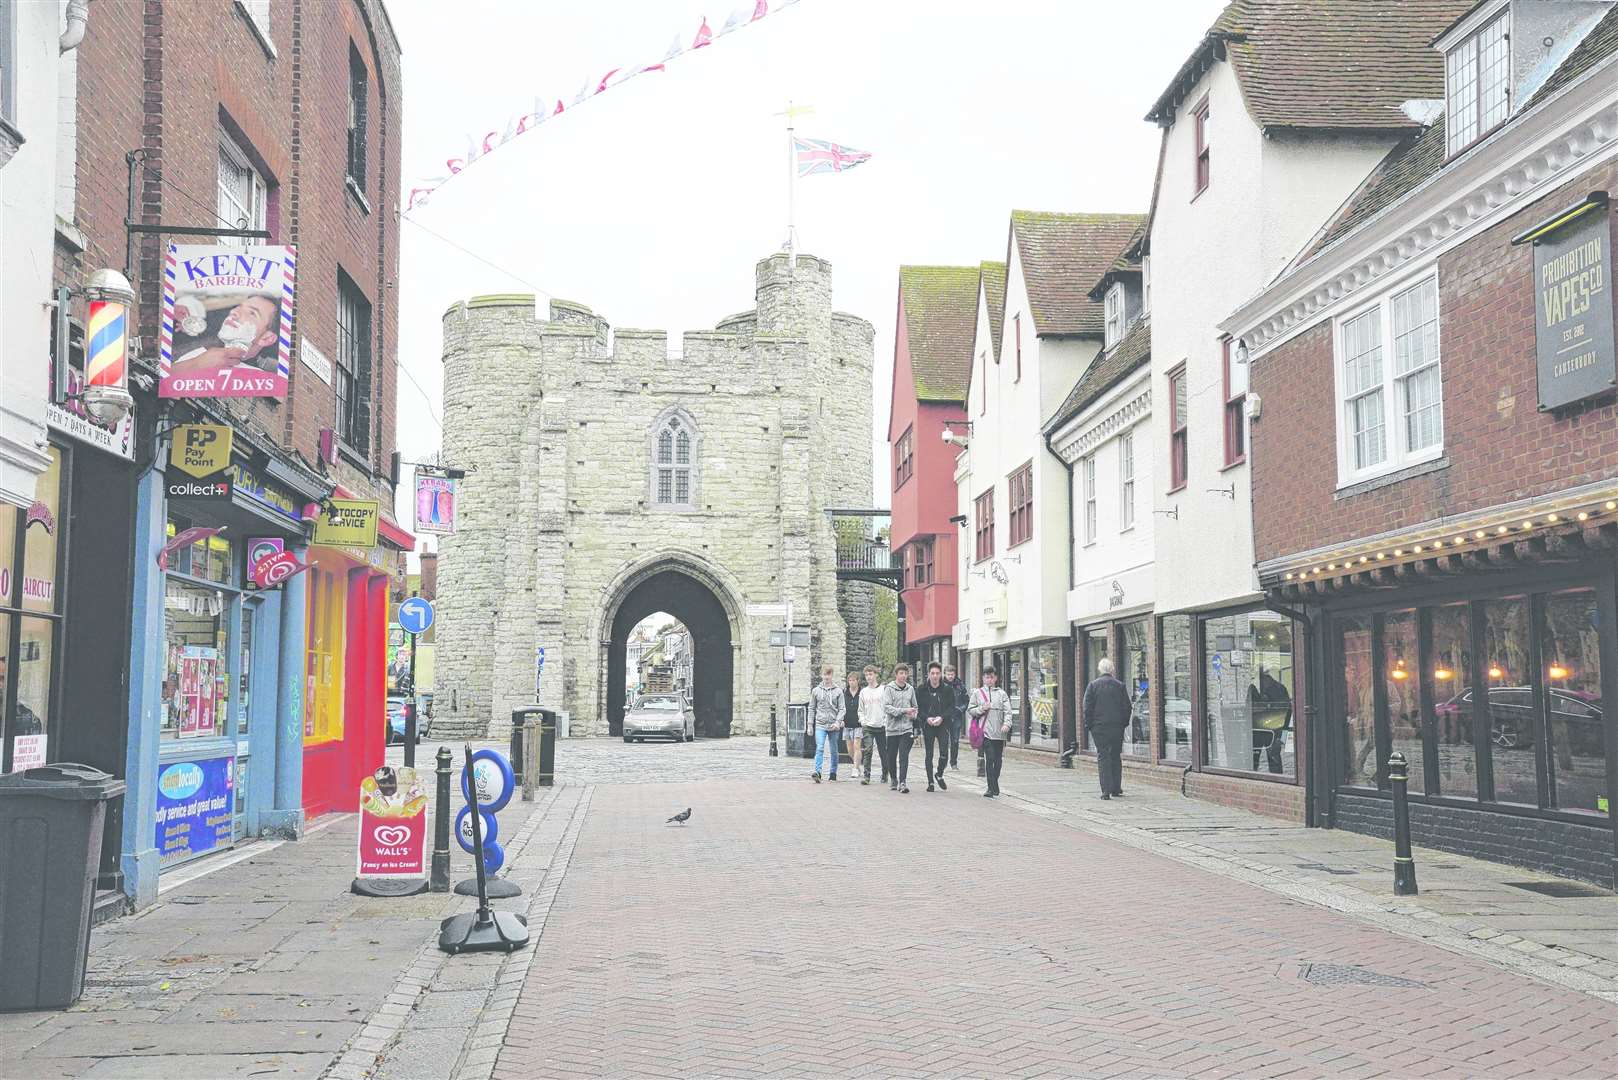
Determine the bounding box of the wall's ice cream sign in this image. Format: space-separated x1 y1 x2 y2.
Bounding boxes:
160 244 296 399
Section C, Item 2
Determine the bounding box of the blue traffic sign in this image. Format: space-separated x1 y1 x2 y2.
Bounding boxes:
398 596 434 635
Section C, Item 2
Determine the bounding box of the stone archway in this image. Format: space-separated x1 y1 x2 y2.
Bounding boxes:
605 567 736 738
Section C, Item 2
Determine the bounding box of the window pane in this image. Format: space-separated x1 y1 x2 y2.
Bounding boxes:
163 578 229 741
0 502 16 606
1352 389 1386 470
1542 590 1605 816
1447 38 1478 154
1430 603 1477 799
1027 642 1060 751
20 448 61 612
1383 610 1424 793
1005 651 1023 744
1159 615 1194 763
1478 17 1509 131
1482 597 1537 806
1082 629 1108 750
675 430 690 465
1119 619 1150 757
674 470 689 504
657 469 672 503
1172 372 1187 429
657 430 672 464
1401 366 1443 452
1205 611 1294 775
1339 614 1378 787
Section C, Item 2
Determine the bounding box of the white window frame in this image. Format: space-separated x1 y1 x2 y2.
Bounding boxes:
649 409 698 510
217 129 267 245
1332 271 1444 488
1104 283 1125 350
0 0 15 129
1082 456 1097 547
1141 256 1151 315
1119 431 1135 533
235 1 274 55
1444 6 1510 159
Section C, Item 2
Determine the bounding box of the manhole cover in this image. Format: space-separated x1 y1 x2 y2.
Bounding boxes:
1505 880 1611 898
1298 964 1427 988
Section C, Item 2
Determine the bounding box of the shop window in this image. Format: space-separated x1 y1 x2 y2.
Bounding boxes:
1383 609 1424 793
1339 614 1377 787
162 578 230 741
1119 619 1150 757
1027 642 1060 751
1005 650 1023 743
304 567 347 744
1429 603 1478 799
1081 627 1109 751
2 447 64 773
1203 611 1294 776
1158 614 1193 763
1482 596 1535 806
1541 589 1605 817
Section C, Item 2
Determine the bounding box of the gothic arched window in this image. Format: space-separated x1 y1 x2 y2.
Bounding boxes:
651 412 696 508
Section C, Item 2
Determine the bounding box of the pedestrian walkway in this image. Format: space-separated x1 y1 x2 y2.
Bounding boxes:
957 750 1618 1001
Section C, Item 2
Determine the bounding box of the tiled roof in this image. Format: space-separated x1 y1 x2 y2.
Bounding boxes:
1089 223 1149 301
1045 316 1152 434
1299 5 1618 266
1147 0 1473 131
978 261 1006 362
897 265 981 402
1010 212 1146 337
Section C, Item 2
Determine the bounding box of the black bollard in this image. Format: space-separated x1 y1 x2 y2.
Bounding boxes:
403 701 417 769
430 746 452 892
769 704 778 757
1388 750 1419 896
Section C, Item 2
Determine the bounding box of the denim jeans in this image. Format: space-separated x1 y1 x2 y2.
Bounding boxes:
814 727 841 776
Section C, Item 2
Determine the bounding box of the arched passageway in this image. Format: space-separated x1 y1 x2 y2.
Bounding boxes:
607 569 734 737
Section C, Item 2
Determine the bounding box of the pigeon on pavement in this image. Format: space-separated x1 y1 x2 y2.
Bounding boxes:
667 807 692 825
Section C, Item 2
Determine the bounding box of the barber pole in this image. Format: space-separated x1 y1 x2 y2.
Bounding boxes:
81 269 137 426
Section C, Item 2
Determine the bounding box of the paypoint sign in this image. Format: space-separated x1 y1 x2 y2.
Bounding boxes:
167 424 234 501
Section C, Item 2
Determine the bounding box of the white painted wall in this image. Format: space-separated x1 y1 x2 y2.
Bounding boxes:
1053 364 1155 627
1149 60 1399 615
958 232 1100 651
0 1 70 508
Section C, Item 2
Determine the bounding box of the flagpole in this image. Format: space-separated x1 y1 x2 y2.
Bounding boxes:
786 102 799 270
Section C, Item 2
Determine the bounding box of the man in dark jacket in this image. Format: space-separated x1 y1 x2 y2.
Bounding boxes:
943 664 968 769
915 662 955 792
1082 658 1132 800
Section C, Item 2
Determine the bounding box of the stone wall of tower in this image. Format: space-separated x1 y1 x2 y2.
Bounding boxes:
435 254 874 739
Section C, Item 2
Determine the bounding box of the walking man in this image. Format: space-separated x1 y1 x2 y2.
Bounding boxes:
916 662 953 792
880 664 918 793
969 666 1012 797
810 664 844 783
943 664 967 770
1083 657 1131 800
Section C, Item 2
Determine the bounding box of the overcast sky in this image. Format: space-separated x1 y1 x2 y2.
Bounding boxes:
387 0 1227 541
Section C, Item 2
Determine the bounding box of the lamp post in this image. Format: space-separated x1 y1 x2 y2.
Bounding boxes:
81 269 136 428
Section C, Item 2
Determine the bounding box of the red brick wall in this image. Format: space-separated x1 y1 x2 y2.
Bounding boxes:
1252 161 1618 563
58 0 402 508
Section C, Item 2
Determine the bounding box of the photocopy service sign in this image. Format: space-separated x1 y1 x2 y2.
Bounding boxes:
1534 205 1615 410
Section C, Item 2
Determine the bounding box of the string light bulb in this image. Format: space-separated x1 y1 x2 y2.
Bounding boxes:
1607 501 1616 511
1577 511 1589 521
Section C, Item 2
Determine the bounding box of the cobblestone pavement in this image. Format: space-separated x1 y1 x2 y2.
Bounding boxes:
494 743 1618 1079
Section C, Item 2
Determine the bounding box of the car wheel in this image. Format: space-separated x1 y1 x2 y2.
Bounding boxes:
1492 722 1523 749
623 736 633 744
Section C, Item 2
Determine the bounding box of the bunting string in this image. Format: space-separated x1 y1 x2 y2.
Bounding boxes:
404 0 803 213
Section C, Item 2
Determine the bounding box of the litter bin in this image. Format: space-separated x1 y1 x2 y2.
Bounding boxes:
0 763 126 1011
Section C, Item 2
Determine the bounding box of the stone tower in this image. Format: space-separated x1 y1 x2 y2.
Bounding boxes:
433 253 874 739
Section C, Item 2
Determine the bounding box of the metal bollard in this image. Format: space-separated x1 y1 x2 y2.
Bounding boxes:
522 713 539 801
769 704 778 757
404 701 417 769
537 711 556 787
1388 750 1419 896
430 746 452 892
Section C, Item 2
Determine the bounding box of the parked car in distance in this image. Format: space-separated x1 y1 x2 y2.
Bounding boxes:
1434 686 1603 755
623 694 694 743
386 695 429 745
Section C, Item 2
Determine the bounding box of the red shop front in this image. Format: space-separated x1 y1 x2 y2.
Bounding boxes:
301 513 412 819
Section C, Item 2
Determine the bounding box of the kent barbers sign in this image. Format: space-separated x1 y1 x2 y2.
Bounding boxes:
160 244 295 399
1524 194 1615 411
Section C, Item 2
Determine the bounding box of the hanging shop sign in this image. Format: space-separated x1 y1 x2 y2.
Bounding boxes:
247 538 311 590
357 766 428 878
157 525 226 570
414 473 457 535
230 464 304 524
159 244 296 399
154 755 234 865
312 499 379 547
1521 194 1615 411
169 424 234 477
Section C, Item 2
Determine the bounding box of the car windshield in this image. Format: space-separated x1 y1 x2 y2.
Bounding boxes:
638 698 680 712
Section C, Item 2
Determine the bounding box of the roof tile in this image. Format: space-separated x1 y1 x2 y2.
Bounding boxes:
1046 316 1153 433
898 265 981 402
979 261 1007 362
1011 212 1146 336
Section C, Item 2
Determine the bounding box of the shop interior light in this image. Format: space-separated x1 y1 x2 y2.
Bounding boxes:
1488 665 1505 679
1548 664 1571 680
1390 665 1410 681
1434 667 1455 681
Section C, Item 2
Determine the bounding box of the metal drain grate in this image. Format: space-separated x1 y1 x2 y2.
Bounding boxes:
1298 964 1427 988
1505 880 1611 898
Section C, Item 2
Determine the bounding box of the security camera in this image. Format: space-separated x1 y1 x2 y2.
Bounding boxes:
941 430 969 448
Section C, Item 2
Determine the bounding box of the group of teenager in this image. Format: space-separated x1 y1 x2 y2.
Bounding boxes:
807 660 1016 796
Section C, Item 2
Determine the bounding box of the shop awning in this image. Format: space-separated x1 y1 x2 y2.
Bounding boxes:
1263 483 1618 602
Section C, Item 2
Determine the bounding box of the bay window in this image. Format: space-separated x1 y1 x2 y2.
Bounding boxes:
1335 275 1442 485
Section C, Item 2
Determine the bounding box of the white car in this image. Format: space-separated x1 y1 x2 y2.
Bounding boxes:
623 695 695 743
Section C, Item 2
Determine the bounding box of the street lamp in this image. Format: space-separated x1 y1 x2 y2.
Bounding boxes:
81 269 136 427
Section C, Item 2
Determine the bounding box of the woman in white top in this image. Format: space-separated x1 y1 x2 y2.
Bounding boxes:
857 665 887 786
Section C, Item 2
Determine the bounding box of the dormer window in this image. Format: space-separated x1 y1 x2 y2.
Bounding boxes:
1104 283 1126 350
1141 256 1152 315
1445 8 1510 158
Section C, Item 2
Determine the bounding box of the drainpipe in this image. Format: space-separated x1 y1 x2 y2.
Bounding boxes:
60 0 91 53
1042 432 1076 591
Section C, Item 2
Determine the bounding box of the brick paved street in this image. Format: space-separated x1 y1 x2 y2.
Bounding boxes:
496 741 1618 1079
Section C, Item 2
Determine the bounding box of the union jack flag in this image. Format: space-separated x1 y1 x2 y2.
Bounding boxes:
795 137 871 177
